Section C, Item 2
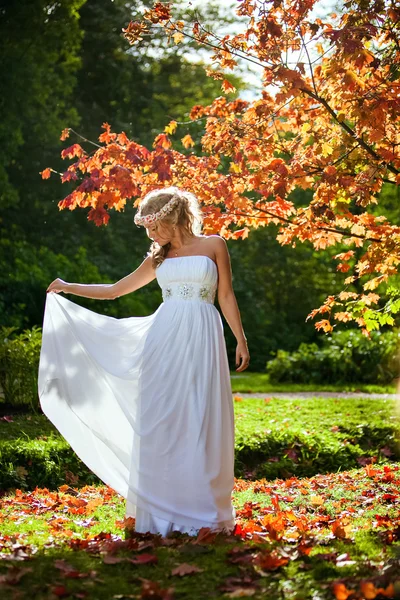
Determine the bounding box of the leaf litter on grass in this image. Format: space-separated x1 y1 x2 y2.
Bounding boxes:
0 464 400 599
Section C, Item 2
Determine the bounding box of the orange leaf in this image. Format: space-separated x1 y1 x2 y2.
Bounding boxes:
60 128 70 141
332 582 354 600
181 134 195 149
255 550 289 571
40 168 52 179
360 582 379 600
310 495 324 506
221 79 236 94
153 133 172 149
331 518 352 539
315 320 333 333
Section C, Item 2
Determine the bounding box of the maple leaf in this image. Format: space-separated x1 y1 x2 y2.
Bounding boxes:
61 143 86 160
173 31 184 44
164 120 178 135
171 562 204 576
254 550 289 571
122 21 149 44
221 79 236 94
153 133 172 150
127 552 158 565
331 517 352 539
40 168 52 180
60 128 70 141
332 582 354 600
315 320 333 333
232 228 249 239
181 134 195 149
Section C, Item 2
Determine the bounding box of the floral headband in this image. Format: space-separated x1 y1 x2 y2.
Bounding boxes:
134 194 180 227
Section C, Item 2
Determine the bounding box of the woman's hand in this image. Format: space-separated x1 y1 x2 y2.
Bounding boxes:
235 339 250 372
46 278 69 294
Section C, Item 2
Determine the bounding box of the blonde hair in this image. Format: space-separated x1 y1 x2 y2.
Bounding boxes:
135 186 204 269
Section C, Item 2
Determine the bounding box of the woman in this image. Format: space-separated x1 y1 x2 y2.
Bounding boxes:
39 186 250 537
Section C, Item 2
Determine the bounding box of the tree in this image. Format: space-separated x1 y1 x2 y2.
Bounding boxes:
0 0 84 211
42 0 400 334
0 0 243 329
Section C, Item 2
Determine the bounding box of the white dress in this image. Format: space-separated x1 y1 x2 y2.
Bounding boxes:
38 255 236 537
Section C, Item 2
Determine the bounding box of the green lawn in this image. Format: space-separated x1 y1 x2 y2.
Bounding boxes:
1 395 400 598
229 372 398 394
1 397 399 491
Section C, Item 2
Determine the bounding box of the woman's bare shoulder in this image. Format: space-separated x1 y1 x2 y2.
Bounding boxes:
201 234 226 249
197 235 227 262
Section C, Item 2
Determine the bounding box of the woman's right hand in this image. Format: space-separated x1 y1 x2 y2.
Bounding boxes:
46 278 69 294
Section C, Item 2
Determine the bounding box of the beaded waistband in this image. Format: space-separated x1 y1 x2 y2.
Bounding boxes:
162 281 217 304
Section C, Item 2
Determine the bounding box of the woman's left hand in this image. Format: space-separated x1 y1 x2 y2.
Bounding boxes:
235 340 250 372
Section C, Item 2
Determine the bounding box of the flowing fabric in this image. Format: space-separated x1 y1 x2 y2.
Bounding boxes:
38 255 236 536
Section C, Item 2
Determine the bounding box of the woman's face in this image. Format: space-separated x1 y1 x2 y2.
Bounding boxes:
146 221 172 245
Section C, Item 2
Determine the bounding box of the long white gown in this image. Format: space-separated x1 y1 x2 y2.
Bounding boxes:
38 254 236 537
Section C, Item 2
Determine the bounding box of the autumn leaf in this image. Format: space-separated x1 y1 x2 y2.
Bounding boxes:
127 553 159 565
164 120 178 135
61 143 86 159
40 168 52 179
331 518 352 539
332 582 354 600
254 550 289 571
60 128 71 141
153 133 172 149
181 134 195 149
171 562 204 576
310 495 324 506
173 31 184 44
221 79 236 94
315 320 333 333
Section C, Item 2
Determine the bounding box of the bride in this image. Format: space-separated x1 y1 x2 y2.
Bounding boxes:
39 186 250 537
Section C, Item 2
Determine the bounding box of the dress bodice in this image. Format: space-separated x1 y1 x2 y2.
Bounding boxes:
155 255 218 305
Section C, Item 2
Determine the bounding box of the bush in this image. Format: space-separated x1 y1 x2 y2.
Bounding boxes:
0 325 42 412
266 328 400 384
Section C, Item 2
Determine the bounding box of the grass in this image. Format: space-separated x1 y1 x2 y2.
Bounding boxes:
1 397 400 491
0 465 400 599
229 372 398 394
233 396 400 480
1 395 400 598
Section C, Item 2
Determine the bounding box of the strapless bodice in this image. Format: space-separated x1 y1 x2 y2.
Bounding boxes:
155 255 218 305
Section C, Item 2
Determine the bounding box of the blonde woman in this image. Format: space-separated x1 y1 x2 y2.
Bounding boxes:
39 186 250 537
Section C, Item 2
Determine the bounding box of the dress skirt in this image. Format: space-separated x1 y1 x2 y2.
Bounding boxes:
38 255 236 536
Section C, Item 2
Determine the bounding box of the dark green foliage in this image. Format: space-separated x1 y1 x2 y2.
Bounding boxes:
222 223 346 371
0 326 42 412
266 329 400 384
0 0 84 210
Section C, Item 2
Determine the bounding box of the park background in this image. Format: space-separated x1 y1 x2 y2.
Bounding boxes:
1 1 400 599
1 0 399 388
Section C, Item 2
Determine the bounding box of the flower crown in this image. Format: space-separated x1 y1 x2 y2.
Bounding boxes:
134 194 180 227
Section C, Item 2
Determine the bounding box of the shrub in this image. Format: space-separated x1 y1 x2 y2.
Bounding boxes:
0 326 42 412
266 328 400 384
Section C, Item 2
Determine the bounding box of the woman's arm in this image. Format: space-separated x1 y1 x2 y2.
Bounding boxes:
212 237 250 372
46 256 157 299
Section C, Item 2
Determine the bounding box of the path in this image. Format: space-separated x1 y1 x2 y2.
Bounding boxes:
232 391 399 400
